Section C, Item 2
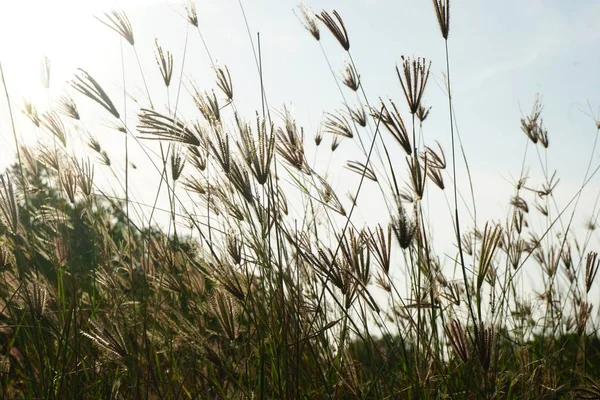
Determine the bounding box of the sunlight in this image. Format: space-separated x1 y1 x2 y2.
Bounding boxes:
0 0 178 105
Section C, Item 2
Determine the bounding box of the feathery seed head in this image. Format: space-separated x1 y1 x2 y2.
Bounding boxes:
209 291 241 341
346 160 377 182
188 141 207 171
417 103 432 122
170 145 186 182
22 99 40 127
192 88 221 124
236 114 275 185
408 155 427 200
342 61 360 91
315 174 345 216
228 159 254 204
226 231 243 265
369 224 392 274
314 129 323 146
25 280 48 319
473 323 495 371
97 10 135 46
317 10 349 51
276 111 308 173
323 112 353 138
138 108 201 146
56 95 80 120
186 0 199 27
41 111 67 147
331 135 341 152
71 69 120 119
155 39 174 87
77 158 94 197
432 0 450 39
396 56 432 114
349 105 367 127
211 125 231 173
59 167 78 204
445 319 469 363
376 99 411 155
477 222 502 292
392 201 417 249
82 320 128 359
585 251 599 294
296 2 320 41
216 64 234 101
520 95 549 146
0 175 19 235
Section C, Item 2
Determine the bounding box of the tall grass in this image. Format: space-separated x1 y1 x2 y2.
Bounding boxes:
0 1 599 398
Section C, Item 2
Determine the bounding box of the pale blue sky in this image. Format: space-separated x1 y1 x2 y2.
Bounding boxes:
1 0 599 267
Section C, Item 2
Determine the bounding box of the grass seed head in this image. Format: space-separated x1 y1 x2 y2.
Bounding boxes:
97 10 135 46
0 175 19 235
186 0 199 27
445 319 469 363
323 112 353 138
41 111 67 147
296 2 320 41
376 99 412 155
22 99 40 127
317 10 349 51
59 167 77 204
155 39 174 87
342 61 360 91
346 160 377 182
76 158 94 197
71 69 120 119
585 251 599 294
276 114 308 173
432 0 450 39
56 95 80 120
170 145 186 182
331 135 341 152
417 103 432 122
216 64 234 101
138 108 201 147
396 56 431 115
349 105 367 127
392 201 417 249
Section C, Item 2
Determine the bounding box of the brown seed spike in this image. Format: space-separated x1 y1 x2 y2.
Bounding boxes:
445 319 469 363
186 0 198 27
585 252 599 294
154 39 174 87
317 10 350 51
396 56 432 115
216 65 234 101
323 112 353 138
342 61 360 91
432 0 450 40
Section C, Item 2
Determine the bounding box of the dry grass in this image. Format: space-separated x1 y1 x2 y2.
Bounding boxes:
0 1 599 399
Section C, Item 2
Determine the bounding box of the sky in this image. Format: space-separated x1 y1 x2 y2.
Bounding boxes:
1 0 600 291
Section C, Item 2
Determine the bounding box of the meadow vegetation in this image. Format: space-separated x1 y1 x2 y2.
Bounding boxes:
0 1 600 398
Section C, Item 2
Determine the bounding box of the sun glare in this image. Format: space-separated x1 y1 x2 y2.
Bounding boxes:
0 0 173 105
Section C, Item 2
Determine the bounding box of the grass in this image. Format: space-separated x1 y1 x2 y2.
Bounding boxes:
0 0 600 398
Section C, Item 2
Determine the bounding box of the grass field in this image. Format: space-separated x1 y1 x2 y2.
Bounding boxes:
0 1 600 398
